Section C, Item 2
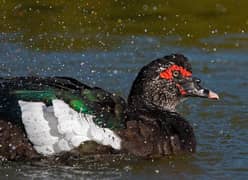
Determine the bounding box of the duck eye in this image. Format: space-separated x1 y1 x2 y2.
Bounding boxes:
172 70 180 78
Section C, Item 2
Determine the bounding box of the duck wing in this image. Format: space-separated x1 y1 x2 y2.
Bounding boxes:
0 76 127 130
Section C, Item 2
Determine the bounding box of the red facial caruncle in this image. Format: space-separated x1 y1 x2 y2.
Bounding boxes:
160 65 192 96
159 65 192 80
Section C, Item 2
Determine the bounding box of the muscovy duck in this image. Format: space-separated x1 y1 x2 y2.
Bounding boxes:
0 54 219 160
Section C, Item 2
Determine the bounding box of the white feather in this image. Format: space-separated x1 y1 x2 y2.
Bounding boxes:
18 101 58 155
18 99 122 156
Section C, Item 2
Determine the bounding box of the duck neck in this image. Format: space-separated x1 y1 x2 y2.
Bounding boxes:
127 94 178 114
127 80 180 113
126 103 181 127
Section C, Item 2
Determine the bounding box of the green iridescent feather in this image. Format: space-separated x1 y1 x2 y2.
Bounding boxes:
10 90 57 105
11 90 89 112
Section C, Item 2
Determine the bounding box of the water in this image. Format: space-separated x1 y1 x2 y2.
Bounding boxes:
0 33 247 179
0 1 248 179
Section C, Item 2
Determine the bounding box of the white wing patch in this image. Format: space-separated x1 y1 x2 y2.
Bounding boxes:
18 99 122 156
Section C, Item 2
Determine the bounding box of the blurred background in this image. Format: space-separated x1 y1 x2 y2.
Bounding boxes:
0 1 247 179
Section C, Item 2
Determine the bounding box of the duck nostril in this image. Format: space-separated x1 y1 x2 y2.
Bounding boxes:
194 78 201 84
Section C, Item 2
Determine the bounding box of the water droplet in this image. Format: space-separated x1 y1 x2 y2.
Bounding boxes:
219 130 224 135
155 169 160 173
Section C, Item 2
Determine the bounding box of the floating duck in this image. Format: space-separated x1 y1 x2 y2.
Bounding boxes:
0 54 219 160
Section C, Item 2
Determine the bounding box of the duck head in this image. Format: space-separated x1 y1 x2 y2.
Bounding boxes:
128 54 219 112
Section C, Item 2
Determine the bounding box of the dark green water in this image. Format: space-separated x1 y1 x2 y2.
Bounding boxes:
0 1 248 179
